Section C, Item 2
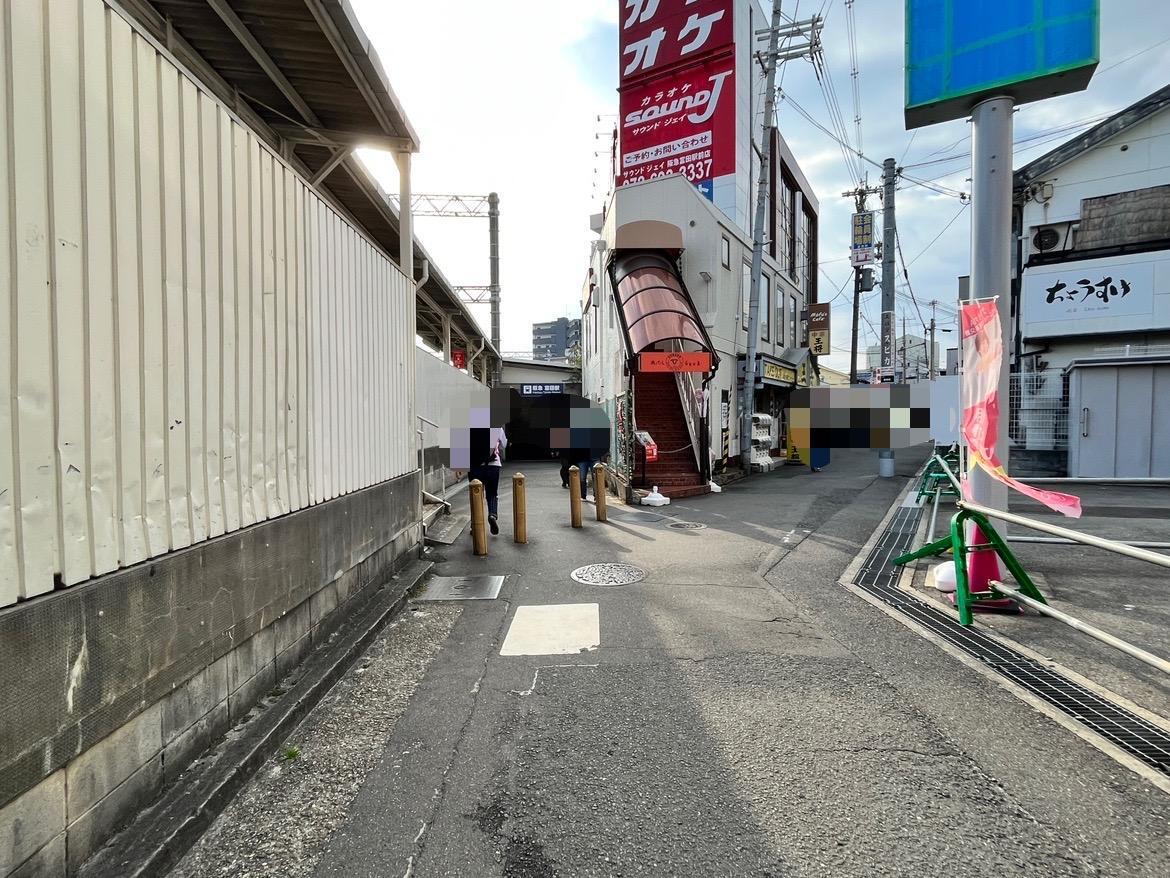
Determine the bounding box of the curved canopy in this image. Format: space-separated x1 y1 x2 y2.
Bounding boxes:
610 253 716 369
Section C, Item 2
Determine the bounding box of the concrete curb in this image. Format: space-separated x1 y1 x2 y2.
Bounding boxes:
79 559 433 878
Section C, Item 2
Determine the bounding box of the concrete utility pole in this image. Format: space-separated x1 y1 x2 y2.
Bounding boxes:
878 157 897 476
928 301 937 380
739 0 784 467
968 96 1014 517
488 192 501 385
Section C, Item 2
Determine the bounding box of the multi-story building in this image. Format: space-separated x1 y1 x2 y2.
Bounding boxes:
865 334 939 381
532 317 581 361
582 0 821 499
1011 83 1170 478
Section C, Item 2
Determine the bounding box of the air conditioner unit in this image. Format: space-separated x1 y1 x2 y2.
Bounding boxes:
1031 221 1075 254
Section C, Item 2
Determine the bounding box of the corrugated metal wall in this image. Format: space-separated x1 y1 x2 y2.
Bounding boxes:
0 0 416 606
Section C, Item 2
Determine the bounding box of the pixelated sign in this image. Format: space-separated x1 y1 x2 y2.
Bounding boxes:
788 385 931 450
521 383 564 396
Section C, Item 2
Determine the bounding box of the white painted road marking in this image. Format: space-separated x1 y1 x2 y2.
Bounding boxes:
500 603 600 656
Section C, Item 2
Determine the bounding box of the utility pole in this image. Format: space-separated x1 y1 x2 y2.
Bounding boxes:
928 301 937 380
878 157 897 476
901 315 908 382
488 192 501 384
842 181 881 384
739 0 784 467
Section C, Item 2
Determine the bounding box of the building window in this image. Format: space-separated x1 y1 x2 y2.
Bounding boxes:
760 274 770 341
741 262 751 330
789 294 798 347
777 294 785 345
780 169 797 278
721 235 731 270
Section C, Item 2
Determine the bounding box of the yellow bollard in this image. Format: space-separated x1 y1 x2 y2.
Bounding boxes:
568 466 583 528
469 479 488 556
593 463 607 522
512 472 527 544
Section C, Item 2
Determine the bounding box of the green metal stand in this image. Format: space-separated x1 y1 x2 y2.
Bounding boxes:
893 507 1046 626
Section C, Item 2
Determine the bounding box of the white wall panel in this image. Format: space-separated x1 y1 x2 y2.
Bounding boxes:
0 0 418 605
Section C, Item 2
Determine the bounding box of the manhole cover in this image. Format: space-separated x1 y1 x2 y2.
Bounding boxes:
667 521 706 530
415 575 505 601
570 563 646 586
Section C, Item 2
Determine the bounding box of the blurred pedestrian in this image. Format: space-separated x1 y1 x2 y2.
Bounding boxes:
470 426 507 535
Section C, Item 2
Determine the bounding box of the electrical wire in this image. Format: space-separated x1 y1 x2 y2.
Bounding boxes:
894 229 927 330
904 201 970 268
1097 34 1170 74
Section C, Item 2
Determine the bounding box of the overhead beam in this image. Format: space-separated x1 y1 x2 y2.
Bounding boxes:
205 0 322 128
301 0 419 148
311 147 350 185
273 124 414 153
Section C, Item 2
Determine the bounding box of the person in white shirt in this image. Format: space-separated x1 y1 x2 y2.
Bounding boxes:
470 426 507 535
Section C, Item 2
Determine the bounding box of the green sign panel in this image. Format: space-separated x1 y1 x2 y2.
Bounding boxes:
905 0 1098 129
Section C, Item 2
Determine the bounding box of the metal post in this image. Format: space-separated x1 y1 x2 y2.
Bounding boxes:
469 480 488 556
928 312 936 380
488 192 500 385
512 472 527 544
849 259 861 384
593 464 608 522
968 96 1014 524
569 466 583 528
739 0 784 466
879 157 896 476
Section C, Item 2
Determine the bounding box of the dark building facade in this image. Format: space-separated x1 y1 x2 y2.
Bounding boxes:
532 317 581 360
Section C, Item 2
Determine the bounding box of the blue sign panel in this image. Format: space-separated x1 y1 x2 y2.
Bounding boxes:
905 0 1098 129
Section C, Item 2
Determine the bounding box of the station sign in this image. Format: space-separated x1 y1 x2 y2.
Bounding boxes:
520 383 564 396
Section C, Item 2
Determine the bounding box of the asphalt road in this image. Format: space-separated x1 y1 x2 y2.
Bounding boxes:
170 448 1170 878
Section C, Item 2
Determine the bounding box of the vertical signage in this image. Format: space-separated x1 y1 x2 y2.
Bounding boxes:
851 211 874 265
452 349 467 369
618 1 735 202
880 311 895 369
807 303 830 355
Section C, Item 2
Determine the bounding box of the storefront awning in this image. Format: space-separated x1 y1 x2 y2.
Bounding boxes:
610 252 717 369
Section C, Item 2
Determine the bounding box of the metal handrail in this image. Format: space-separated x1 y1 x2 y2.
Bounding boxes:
991 580 1170 674
957 500 1170 568
930 452 964 495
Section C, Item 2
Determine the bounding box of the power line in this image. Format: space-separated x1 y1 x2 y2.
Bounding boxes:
1097 34 1170 74
905 201 970 268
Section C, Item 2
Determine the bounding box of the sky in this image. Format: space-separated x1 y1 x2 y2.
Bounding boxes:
350 1 1170 373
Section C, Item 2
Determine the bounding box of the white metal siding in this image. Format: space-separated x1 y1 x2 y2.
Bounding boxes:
0 0 416 606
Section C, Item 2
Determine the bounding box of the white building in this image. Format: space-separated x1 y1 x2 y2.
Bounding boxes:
1011 84 1170 477
586 0 823 499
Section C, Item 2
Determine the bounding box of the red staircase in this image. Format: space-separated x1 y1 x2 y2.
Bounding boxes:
634 372 709 499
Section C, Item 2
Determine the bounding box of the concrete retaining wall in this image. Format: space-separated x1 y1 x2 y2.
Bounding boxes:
0 471 420 876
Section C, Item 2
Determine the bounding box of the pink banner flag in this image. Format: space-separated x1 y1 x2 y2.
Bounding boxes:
960 300 1082 518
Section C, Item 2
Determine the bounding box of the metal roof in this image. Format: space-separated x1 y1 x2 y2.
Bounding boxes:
1015 83 1170 191
118 0 496 362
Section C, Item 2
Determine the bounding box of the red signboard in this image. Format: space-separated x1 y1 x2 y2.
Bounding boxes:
452 349 467 369
618 55 735 192
620 0 733 82
639 351 713 373
618 0 735 201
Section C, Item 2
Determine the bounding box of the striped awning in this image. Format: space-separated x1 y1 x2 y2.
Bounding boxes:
610 253 715 364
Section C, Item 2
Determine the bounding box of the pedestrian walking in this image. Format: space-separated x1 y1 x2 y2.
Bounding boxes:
470 426 507 535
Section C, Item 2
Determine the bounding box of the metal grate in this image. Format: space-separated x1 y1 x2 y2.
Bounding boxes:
570 563 646 586
854 506 1170 776
666 521 707 530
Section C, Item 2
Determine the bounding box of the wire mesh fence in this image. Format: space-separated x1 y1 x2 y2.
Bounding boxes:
1009 372 1069 451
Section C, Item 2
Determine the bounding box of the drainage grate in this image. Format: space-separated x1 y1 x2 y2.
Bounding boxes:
570 563 647 586
414 575 505 601
854 505 1170 776
666 521 707 530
